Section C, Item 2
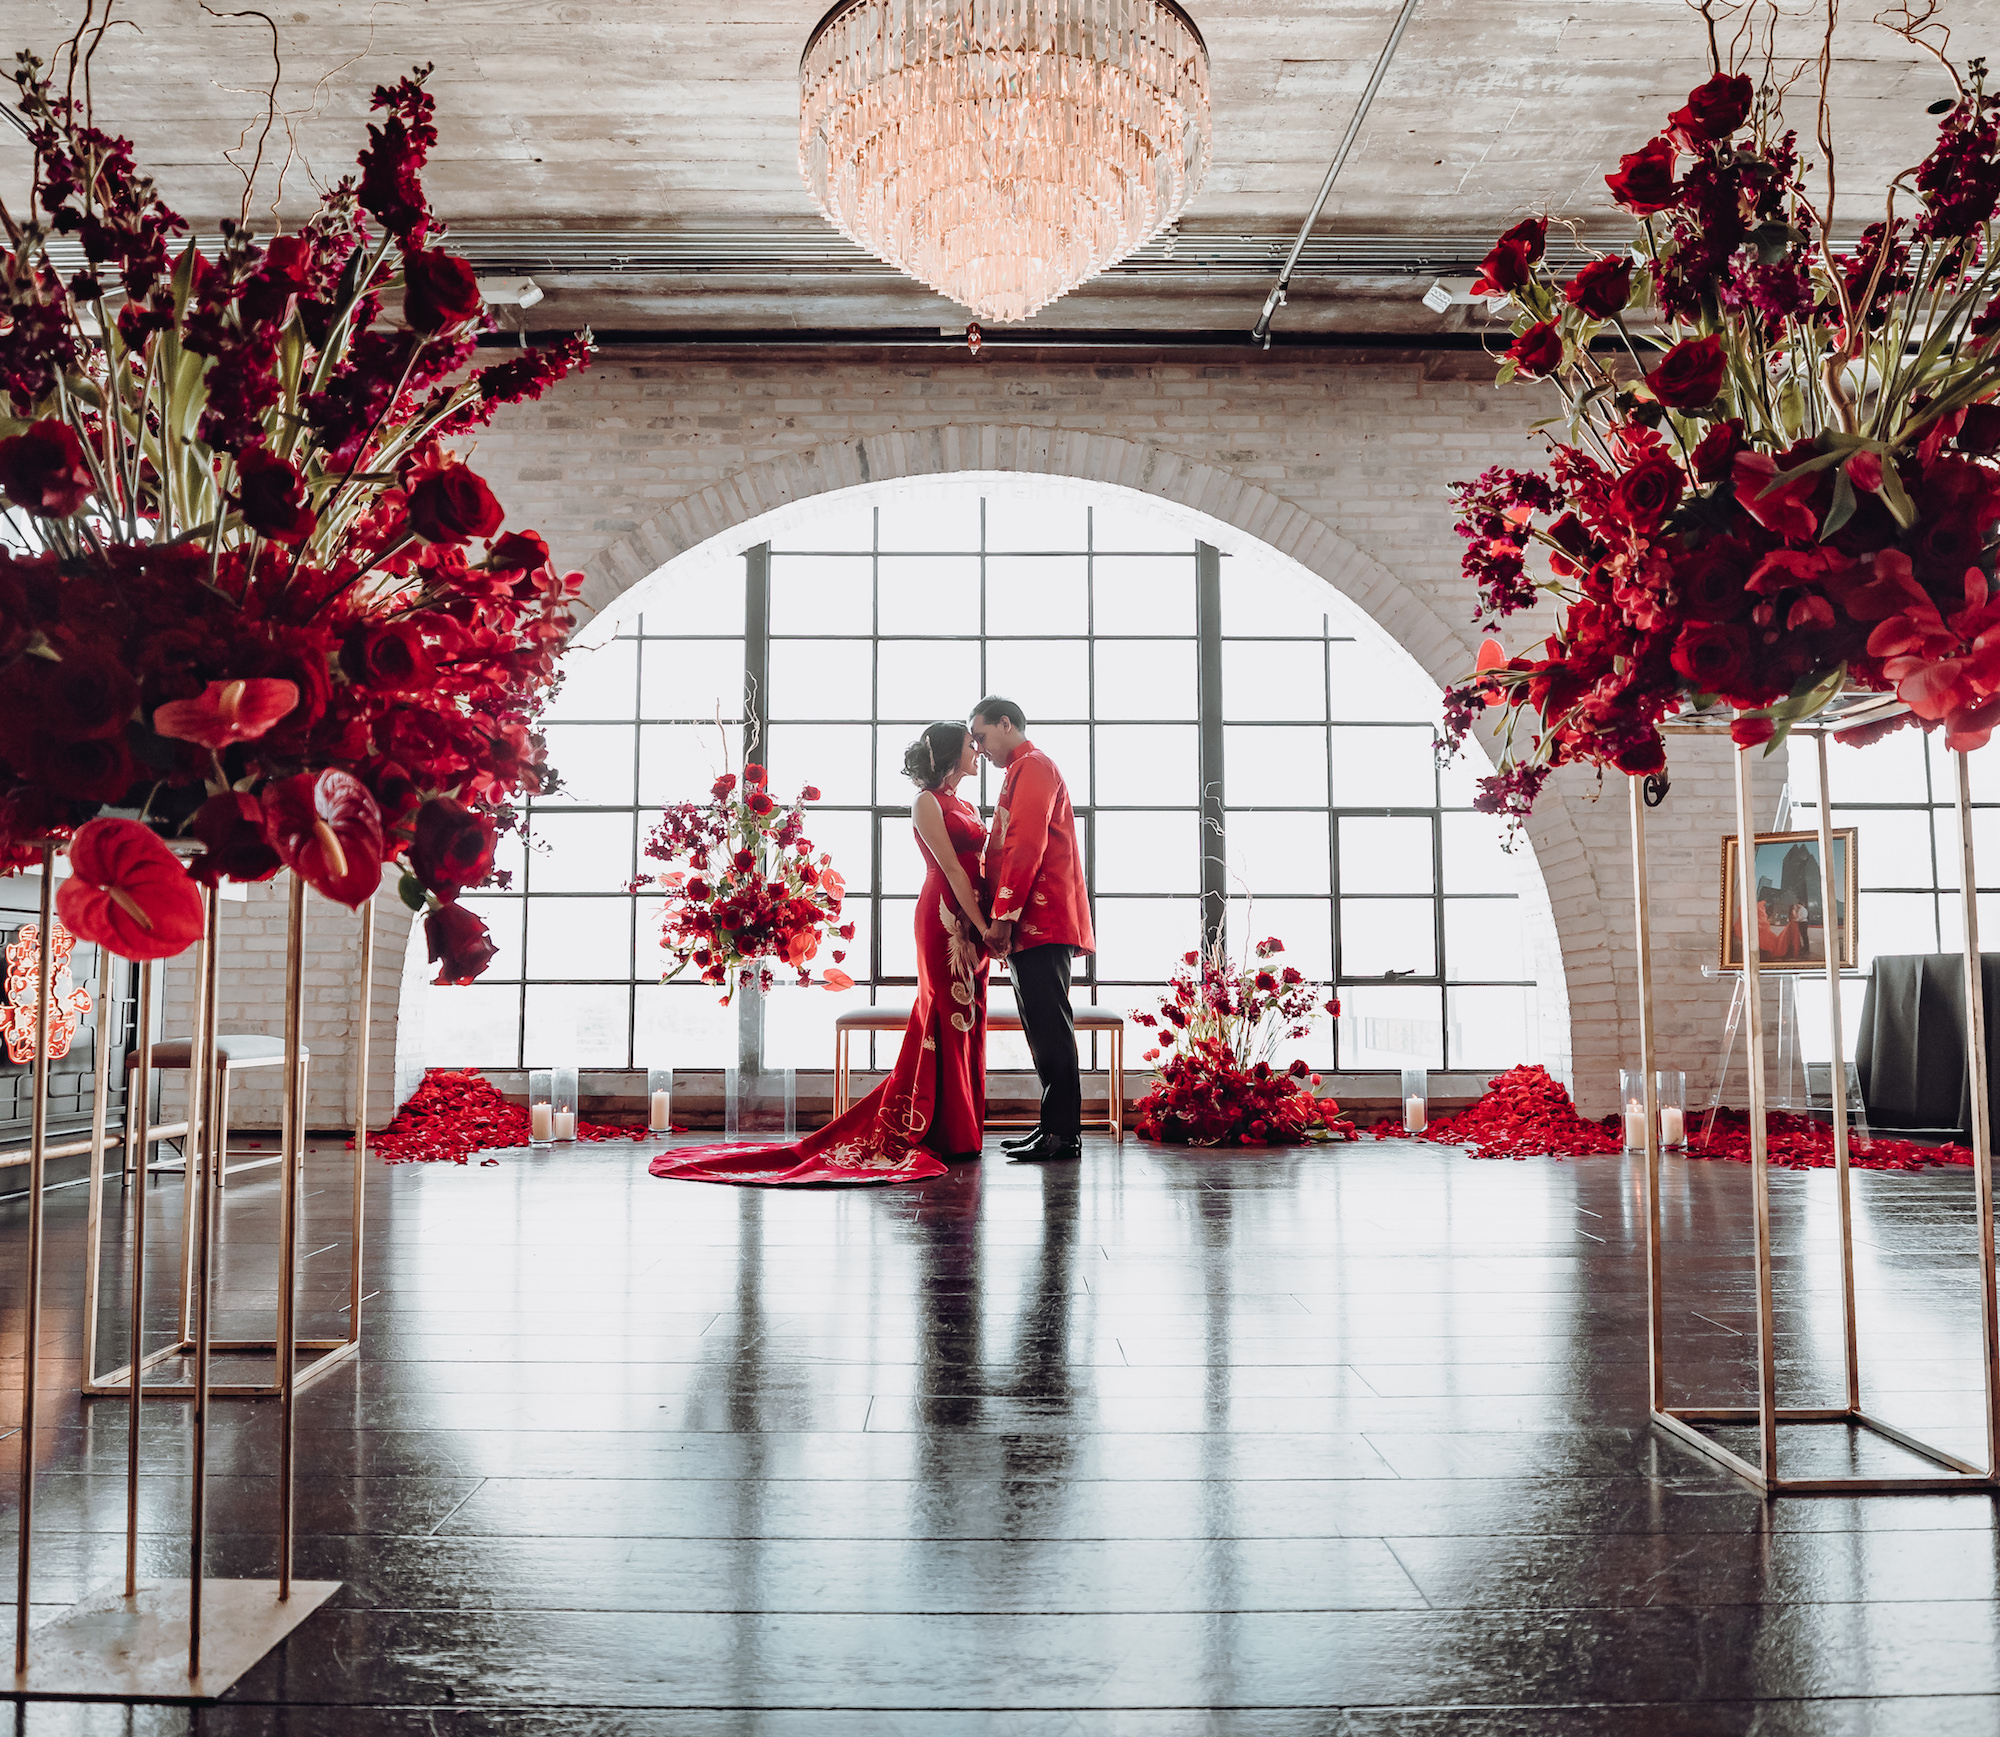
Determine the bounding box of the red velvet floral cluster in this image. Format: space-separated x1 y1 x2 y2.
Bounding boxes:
0 45 595 978
1445 57 2000 820
1132 937 1354 1146
369 1068 647 1165
634 763 851 1000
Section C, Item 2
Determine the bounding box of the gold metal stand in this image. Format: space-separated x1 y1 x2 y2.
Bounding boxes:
1636 704 2000 1494
78 890 373 1401
10 852 340 1699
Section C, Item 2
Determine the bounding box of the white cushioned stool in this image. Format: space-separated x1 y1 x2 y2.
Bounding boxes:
125 1034 307 1188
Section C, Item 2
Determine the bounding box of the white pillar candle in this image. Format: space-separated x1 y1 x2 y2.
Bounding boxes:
1660 1106 1685 1146
530 1102 552 1141
650 1089 672 1131
1404 1096 1426 1133
1624 1104 1648 1150
553 1110 577 1141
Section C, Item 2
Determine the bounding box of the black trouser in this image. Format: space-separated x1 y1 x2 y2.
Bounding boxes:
1011 943 1081 1138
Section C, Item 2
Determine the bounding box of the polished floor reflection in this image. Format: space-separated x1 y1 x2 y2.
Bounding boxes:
4 1132 2000 1732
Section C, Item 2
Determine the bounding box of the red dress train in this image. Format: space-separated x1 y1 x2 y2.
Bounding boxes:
649 790 989 1186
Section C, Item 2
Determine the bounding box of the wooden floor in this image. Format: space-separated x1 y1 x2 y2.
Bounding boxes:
4 1129 2000 1732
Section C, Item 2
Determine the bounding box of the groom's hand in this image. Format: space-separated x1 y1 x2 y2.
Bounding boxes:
989 919 1014 958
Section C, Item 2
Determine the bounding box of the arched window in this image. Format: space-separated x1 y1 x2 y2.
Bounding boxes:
416 479 1560 1081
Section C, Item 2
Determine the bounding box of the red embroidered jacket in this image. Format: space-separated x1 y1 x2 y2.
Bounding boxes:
984 741 1095 956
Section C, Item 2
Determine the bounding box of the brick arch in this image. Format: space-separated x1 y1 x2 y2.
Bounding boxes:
571 427 1606 1095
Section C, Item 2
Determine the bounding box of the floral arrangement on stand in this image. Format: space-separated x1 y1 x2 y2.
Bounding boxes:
1131 936 1355 1147
0 35 593 980
1441 18 2000 821
634 761 852 1001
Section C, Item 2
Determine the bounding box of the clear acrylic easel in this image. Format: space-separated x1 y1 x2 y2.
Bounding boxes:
1698 964 1869 1142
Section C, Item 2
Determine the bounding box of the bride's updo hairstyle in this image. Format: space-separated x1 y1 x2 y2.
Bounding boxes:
902 721 969 791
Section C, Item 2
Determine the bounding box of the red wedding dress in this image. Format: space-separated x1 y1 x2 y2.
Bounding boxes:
649 790 989 1186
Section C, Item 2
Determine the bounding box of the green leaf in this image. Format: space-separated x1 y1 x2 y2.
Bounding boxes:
1876 460 1918 528
1820 466 1857 540
398 873 428 914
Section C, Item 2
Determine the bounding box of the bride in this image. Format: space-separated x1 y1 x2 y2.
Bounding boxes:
649 720 997 1186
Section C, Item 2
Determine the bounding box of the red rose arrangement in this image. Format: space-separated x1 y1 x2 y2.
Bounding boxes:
1443 34 2000 822
1131 937 1355 1146
634 763 852 1001
0 38 596 977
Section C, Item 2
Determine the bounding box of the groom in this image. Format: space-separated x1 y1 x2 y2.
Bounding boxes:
970 696 1095 1164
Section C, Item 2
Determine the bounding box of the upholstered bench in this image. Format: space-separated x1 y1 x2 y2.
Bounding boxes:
832 998 1124 1138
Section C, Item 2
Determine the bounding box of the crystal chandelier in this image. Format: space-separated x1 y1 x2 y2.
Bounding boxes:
799 0 1213 324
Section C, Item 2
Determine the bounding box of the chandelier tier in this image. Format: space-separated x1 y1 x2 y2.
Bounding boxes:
799 0 1213 324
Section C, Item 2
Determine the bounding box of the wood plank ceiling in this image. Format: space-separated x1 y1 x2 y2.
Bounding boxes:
1 0 1957 338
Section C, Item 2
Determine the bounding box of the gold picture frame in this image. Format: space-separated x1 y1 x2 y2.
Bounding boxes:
1719 827 1858 971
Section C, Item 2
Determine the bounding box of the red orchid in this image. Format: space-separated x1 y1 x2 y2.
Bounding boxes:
56 818 207 961
261 769 387 907
151 678 299 751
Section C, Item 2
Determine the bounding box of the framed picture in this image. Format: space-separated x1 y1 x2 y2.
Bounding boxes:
1719 829 1857 971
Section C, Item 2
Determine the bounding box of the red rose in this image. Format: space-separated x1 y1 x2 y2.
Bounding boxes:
1670 620 1752 699
58 818 207 962
1561 255 1633 319
426 901 498 985
187 791 282 886
1690 419 1747 483
1676 543 1753 621
1605 137 1680 215
411 796 497 898
801 785 822 801
1668 73 1753 145
28 733 137 802
1470 218 1547 298
1507 321 1565 378
401 249 484 333
1612 734 1668 775
407 462 504 544
746 790 776 816
1609 456 1685 532
20 642 137 740
486 530 552 574
1957 405 2000 456
1647 335 1728 409
0 418 95 518
341 620 436 693
233 443 317 545
711 773 737 797
744 764 768 786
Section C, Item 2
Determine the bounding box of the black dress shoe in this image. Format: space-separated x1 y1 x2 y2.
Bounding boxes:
1006 1132 1082 1163
999 1129 1044 1151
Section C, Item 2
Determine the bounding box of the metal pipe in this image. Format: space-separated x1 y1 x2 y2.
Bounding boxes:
349 902 374 1347
124 956 153 1597
187 884 220 1681
80 943 115 1399
14 844 57 1674
275 874 308 1598
1815 732 1860 1415
1630 778 1666 1415
1955 750 2000 1478
1733 733 1779 1485
1250 0 1425 344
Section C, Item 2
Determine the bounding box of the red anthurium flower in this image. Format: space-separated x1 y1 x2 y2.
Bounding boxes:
1732 450 1819 539
0 418 95 517
261 768 386 907
57 819 207 961
1730 716 1776 749
820 968 855 992
1474 637 1509 708
152 678 300 750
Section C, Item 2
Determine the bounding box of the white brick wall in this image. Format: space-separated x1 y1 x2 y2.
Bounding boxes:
146 345 1787 1122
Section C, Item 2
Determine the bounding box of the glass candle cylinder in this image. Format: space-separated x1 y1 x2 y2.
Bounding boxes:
1400 1066 1427 1134
528 1069 554 1148
647 1067 673 1134
552 1067 579 1142
727 1067 797 1141
1655 1069 1688 1151
1620 1067 1650 1153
